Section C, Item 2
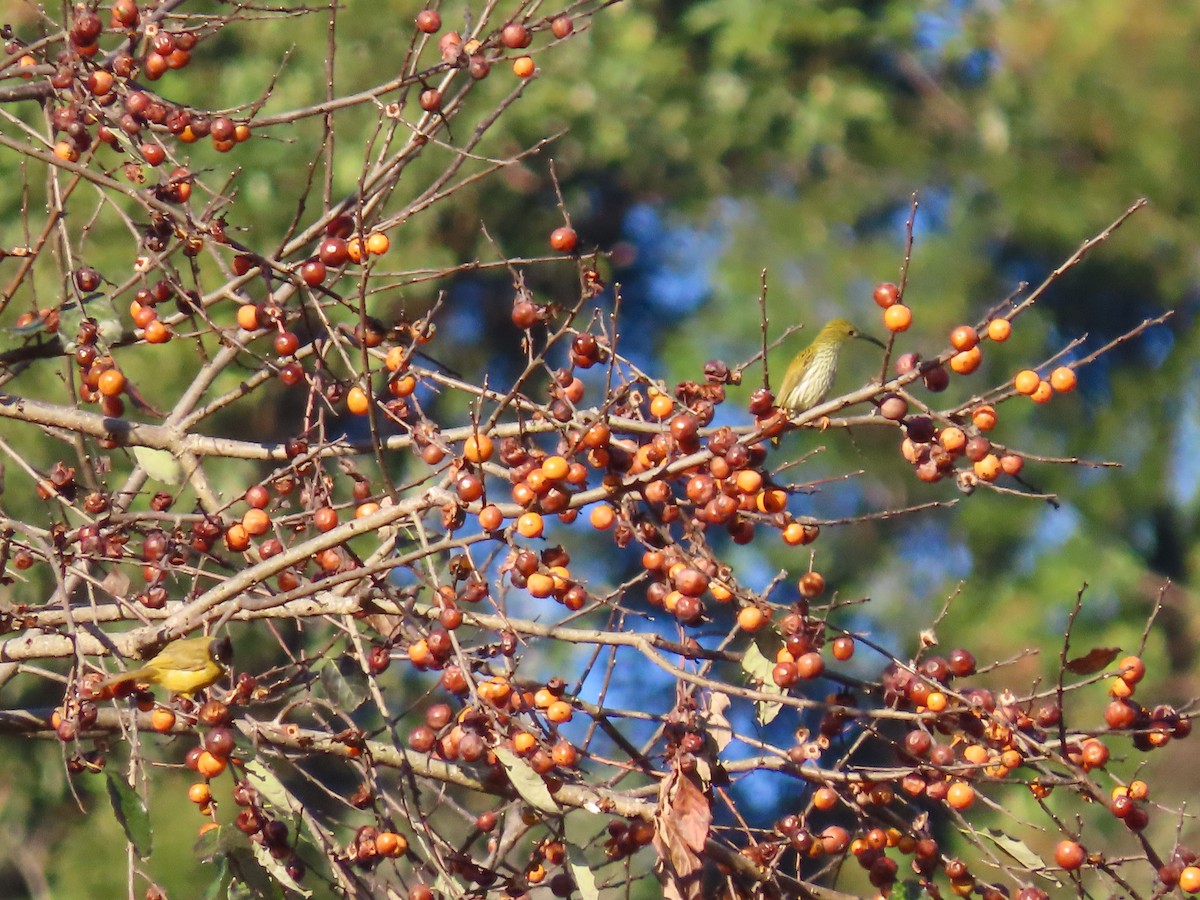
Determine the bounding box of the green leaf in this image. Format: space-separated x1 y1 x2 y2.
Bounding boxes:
568 852 599 900
740 639 784 725
894 881 924 900
979 827 1059 886
318 653 369 711
493 746 560 813
243 759 298 817
105 771 152 858
204 826 284 900
251 840 311 897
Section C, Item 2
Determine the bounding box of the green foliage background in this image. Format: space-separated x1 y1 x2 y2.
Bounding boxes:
0 0 1197 896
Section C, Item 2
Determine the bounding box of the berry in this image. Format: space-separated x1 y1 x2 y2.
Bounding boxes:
549 226 577 252
986 319 1011 342
873 282 899 308
1014 369 1040 395
883 304 912 332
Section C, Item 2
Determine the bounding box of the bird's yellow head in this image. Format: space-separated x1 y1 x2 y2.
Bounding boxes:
818 318 884 348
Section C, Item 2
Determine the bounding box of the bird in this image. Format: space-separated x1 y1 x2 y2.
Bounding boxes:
97 634 233 697
777 318 885 415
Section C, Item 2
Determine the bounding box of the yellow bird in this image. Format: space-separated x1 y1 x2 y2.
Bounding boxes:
98 634 232 697
777 318 884 414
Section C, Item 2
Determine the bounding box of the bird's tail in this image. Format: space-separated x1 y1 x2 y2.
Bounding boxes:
96 667 153 693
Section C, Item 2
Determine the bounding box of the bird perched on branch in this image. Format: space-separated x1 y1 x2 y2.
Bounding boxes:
777 318 885 415
97 634 233 697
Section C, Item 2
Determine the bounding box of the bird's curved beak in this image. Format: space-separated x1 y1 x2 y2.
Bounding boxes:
858 332 886 350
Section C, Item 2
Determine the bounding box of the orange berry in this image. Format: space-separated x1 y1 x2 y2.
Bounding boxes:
756 489 787 514
962 744 989 765
1128 779 1149 801
188 782 212 805
463 432 494 463
649 394 674 418
97 368 126 397
365 232 390 256
384 346 407 371
1030 380 1053 404
376 831 407 857
999 454 1023 476
346 237 364 263
389 374 417 397
1180 866 1200 894
143 320 171 344
949 325 978 352
973 454 1001 482
224 523 250 552
346 385 370 415
1013 369 1040 395
948 346 981 375
972 405 997 431
986 319 1012 342
150 707 176 732
512 731 537 754
516 512 544 538
525 572 554 598
1109 676 1134 699
781 522 806 546
541 455 569 481
552 740 578 767
1054 840 1085 870
945 781 975 810
236 304 260 330
478 504 503 530
355 502 380 518
734 469 763 495
196 750 227 779
545 700 573 723
938 427 966 453
512 56 535 78
831 636 855 660
241 507 270 536
549 227 578 253
1049 366 1077 393
1117 655 1145 685
589 504 615 530
736 605 767 632
813 786 838 810
883 303 912 333
925 691 948 712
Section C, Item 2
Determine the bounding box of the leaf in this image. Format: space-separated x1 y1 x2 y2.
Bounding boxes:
894 881 924 900
653 768 710 900
251 839 312 896
979 828 1060 885
243 759 315 850
132 447 186 486
493 746 560 813
201 825 285 900
243 759 298 817
318 654 369 711
569 855 599 900
740 639 784 725
704 691 733 754
1065 646 1120 675
105 771 152 858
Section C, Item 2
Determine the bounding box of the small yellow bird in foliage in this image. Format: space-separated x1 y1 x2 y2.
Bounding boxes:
97 634 233 697
777 318 885 414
